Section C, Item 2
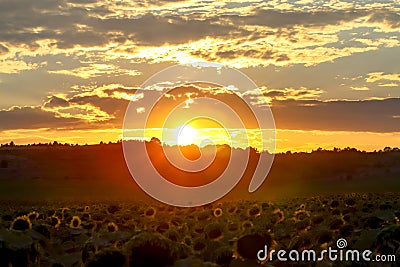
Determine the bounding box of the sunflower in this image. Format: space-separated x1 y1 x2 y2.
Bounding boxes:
205 222 224 240
213 208 223 218
247 204 261 218
271 209 285 224
59 207 70 221
69 215 82 229
48 215 61 228
107 222 119 232
81 212 91 222
27 211 39 221
227 205 237 214
144 207 156 218
156 222 170 234
227 221 240 233
193 238 207 252
241 220 254 231
11 215 32 231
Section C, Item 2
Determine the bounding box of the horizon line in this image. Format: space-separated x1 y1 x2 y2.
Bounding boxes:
1 139 398 154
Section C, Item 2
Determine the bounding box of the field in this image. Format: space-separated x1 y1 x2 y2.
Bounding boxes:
0 145 399 266
1 193 400 266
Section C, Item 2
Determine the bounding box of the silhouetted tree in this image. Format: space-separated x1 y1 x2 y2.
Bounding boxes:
150 137 161 145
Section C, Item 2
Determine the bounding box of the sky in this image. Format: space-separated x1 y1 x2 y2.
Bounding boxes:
0 0 399 152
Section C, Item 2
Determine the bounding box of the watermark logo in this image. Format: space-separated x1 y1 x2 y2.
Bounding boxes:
336 238 347 249
257 238 396 263
122 63 275 207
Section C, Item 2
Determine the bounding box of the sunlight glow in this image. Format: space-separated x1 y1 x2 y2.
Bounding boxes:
177 125 198 146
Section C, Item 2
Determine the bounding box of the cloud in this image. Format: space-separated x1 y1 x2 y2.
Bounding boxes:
378 83 398 87
43 96 70 108
0 44 8 54
243 87 324 105
262 87 324 101
350 86 370 91
48 64 141 79
271 98 400 132
227 9 368 28
0 79 398 137
0 106 79 130
42 103 113 122
42 85 140 126
0 84 140 130
367 10 400 29
0 60 39 74
366 72 400 83
0 0 398 71
97 14 239 46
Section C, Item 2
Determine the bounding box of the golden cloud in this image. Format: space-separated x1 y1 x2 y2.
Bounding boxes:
366 72 400 83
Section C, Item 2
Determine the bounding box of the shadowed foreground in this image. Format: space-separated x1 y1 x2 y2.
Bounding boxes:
0 193 399 266
0 143 399 266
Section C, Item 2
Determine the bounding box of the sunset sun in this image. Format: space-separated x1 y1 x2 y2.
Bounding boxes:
177 124 198 146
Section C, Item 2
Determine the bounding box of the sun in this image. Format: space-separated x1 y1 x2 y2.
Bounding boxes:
177 124 198 146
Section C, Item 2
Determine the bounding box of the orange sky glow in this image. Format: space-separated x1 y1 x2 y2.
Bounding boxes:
0 0 398 152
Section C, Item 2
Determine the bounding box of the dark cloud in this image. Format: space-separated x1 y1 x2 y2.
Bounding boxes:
68 87 135 117
0 0 92 47
0 0 397 52
276 54 290 62
68 0 98 3
368 10 400 28
272 98 400 132
0 87 135 131
102 87 137 96
264 90 285 97
1 87 398 134
95 14 239 45
0 106 79 130
0 1 239 49
70 95 128 123
227 9 369 28
43 96 70 108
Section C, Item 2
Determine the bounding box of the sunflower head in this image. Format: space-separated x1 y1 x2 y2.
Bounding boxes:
48 215 61 228
27 211 39 221
213 207 223 218
69 216 82 229
205 222 224 240
247 204 261 218
241 220 254 231
144 207 156 218
107 222 119 232
11 215 32 231
271 209 285 224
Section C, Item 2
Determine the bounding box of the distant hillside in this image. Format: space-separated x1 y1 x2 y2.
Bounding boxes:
0 142 399 201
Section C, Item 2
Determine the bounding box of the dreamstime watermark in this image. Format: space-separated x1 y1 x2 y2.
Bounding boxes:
257 238 396 263
122 62 276 207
